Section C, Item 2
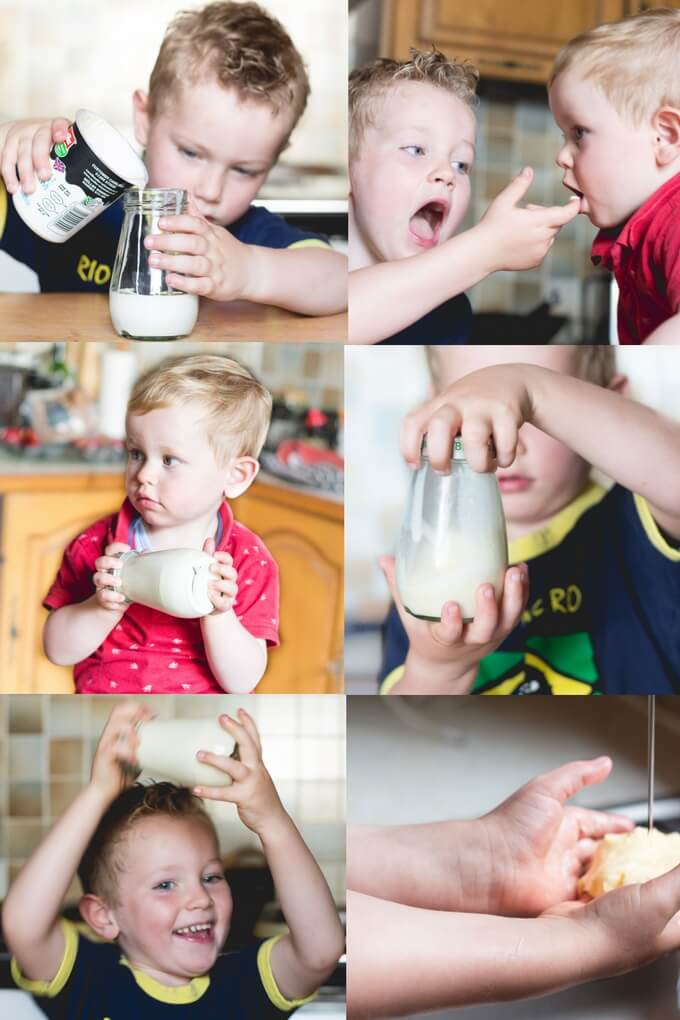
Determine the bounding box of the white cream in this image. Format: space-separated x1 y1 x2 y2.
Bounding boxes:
13 109 147 242
397 529 507 621
109 290 198 339
136 718 235 787
117 549 217 618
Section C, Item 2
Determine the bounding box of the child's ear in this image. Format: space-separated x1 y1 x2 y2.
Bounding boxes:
222 456 260 499
132 90 151 148
652 106 680 167
79 894 121 940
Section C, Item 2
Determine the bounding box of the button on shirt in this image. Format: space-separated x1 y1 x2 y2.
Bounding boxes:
44 499 279 694
591 173 680 344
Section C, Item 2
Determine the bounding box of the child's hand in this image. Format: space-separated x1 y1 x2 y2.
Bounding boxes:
0 117 71 195
144 212 254 302
478 167 580 273
380 554 529 692
401 364 536 473
194 710 287 836
481 757 633 917
90 701 153 803
202 537 238 614
92 542 132 611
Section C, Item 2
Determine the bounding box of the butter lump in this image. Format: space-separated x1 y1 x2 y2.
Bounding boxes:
579 827 680 898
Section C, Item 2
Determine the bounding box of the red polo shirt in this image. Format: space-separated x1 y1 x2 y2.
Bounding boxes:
591 172 680 344
44 499 279 694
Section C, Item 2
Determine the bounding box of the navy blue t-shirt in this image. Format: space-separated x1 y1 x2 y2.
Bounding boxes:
0 185 327 292
380 484 680 694
379 292 472 345
11 922 310 1018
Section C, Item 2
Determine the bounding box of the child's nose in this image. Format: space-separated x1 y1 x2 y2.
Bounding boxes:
555 142 572 170
195 166 226 205
186 882 212 909
135 459 156 485
429 162 455 187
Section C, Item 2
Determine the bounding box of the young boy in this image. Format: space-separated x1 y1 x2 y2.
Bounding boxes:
0 1 346 315
348 755 680 1016
549 8 680 345
379 345 680 694
348 49 580 345
2 702 344 1016
43 353 278 695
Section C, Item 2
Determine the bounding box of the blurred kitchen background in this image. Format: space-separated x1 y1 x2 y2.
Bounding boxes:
344 344 680 693
350 0 680 344
348 694 680 1018
0 341 344 694
0 693 346 1019
0 0 347 292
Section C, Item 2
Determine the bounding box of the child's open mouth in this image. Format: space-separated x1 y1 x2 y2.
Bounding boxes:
563 181 588 214
409 199 448 248
173 922 215 944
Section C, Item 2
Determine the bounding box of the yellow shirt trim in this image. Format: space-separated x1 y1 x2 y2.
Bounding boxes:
257 935 318 1010
380 665 404 695
509 481 607 564
287 238 330 250
634 493 680 561
0 179 8 240
11 918 77 997
118 957 209 1003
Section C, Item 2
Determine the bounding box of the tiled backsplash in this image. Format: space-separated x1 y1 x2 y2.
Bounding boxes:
0 0 346 174
0 694 346 904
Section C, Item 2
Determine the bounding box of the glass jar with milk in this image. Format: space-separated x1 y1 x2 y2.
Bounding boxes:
396 436 508 622
109 188 198 339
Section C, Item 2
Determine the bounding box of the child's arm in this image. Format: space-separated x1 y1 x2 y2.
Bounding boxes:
347 863 680 1019
639 312 680 346
378 554 529 694
43 542 132 666
199 545 268 692
196 711 344 999
403 364 680 539
1 703 150 982
349 168 579 345
0 117 70 194
348 757 632 917
144 216 347 316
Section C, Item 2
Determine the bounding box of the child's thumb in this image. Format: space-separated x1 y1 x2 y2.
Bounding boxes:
497 166 534 207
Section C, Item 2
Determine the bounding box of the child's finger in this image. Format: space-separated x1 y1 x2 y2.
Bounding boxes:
218 713 259 768
530 757 613 806
464 584 500 643
542 196 581 228
400 398 444 467
424 404 464 472
494 166 534 207
105 542 131 556
164 272 211 296
32 123 55 180
428 601 464 645
568 805 634 840
16 135 38 193
196 750 249 783
460 414 495 472
235 708 263 756
213 551 233 566
491 414 520 469
496 564 528 633
148 253 212 279
203 537 216 556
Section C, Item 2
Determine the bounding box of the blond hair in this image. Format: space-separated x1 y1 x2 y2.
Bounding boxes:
79 783 217 905
148 1 309 136
349 48 479 158
425 346 617 389
550 8 680 125
128 353 272 462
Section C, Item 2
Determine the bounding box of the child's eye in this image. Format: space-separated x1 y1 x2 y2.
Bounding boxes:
154 880 175 891
402 145 425 157
179 146 199 160
452 160 470 175
233 166 258 178
203 873 225 885
162 454 179 468
127 448 143 462
572 127 588 143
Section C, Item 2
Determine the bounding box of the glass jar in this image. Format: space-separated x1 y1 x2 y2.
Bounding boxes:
395 436 508 622
109 188 198 339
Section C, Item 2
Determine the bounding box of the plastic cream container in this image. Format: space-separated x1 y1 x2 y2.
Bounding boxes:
12 109 148 242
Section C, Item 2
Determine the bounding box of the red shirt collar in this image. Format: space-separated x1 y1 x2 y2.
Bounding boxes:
592 172 680 267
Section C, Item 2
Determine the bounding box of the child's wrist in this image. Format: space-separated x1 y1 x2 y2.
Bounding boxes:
400 649 477 693
256 806 295 848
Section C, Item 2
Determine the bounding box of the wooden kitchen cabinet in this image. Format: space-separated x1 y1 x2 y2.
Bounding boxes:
381 0 629 84
0 472 343 694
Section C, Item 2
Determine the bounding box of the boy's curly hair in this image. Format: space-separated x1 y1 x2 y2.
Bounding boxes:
550 8 680 126
349 48 479 159
148 2 310 137
78 783 218 905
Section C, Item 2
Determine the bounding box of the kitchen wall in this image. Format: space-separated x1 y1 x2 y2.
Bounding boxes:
349 0 609 340
0 694 346 905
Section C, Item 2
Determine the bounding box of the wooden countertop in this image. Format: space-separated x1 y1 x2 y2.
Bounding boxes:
0 293 346 343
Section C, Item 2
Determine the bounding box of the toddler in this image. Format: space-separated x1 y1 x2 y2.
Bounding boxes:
349 49 579 344
549 8 680 344
43 353 278 694
3 703 344 1017
380 345 680 693
0 1 346 314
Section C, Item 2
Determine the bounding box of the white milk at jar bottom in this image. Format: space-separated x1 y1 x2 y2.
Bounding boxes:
136 718 235 787
109 290 198 339
397 529 507 621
